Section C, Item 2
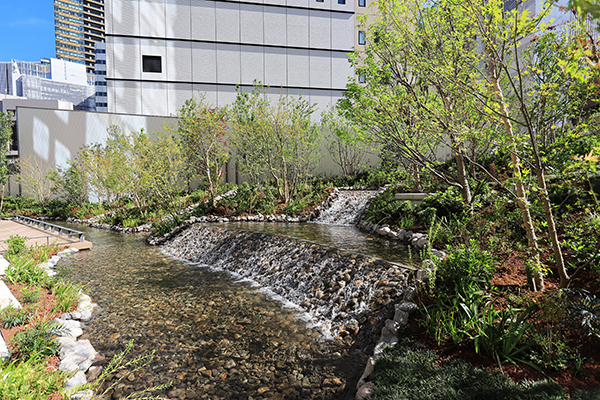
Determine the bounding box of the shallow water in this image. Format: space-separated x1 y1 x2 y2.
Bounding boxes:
214 222 418 266
58 224 364 400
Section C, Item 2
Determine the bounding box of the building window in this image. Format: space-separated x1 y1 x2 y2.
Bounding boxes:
358 0 366 6
358 31 366 45
142 55 162 73
338 0 345 3
358 74 366 83
316 0 324 3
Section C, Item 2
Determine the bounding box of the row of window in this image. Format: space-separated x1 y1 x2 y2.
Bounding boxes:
56 41 85 52
55 0 83 11
96 59 106 64
96 70 106 75
56 20 83 31
56 34 85 45
56 49 85 60
56 27 84 38
55 6 84 18
95 48 106 54
95 81 107 85
55 13 83 25
95 92 107 97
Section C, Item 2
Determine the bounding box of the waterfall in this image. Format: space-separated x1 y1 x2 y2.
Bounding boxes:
311 189 378 226
161 225 415 341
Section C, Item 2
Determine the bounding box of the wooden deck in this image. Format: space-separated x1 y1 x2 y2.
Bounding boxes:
0 219 92 254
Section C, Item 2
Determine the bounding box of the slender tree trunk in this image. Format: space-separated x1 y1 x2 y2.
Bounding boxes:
0 184 4 213
412 163 422 192
531 143 569 287
449 134 472 214
492 75 544 291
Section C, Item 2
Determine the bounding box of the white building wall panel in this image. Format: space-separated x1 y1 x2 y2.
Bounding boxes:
311 0 330 11
240 4 264 44
289 0 309 9
142 81 169 116
287 9 309 48
141 39 167 81
241 46 264 84
309 89 332 118
192 42 217 83
140 0 167 38
265 47 287 86
310 50 331 88
331 13 354 50
112 0 140 36
105 0 114 35
331 52 351 89
191 1 216 41
287 48 310 88
112 37 140 80
217 86 238 106
264 0 286 7
309 11 331 49
216 2 240 42
193 84 218 104
166 0 191 39
167 41 192 82
167 83 193 115
264 8 287 46
114 81 142 115
216 44 241 84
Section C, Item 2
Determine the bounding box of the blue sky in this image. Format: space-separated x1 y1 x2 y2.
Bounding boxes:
0 1 55 62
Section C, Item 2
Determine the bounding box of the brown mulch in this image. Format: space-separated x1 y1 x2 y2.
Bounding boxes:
0 282 62 349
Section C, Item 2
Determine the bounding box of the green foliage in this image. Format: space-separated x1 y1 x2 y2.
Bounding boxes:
569 291 600 339
364 189 413 226
370 332 567 400
175 95 229 203
434 242 496 296
48 159 88 206
0 358 66 399
0 306 32 328
5 258 48 287
10 321 64 362
5 234 27 258
51 280 84 314
230 83 321 204
19 287 41 304
420 187 466 220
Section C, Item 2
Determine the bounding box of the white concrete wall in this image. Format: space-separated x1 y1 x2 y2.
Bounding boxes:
106 0 356 116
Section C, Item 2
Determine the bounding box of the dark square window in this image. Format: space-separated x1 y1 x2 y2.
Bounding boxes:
316 0 324 2
358 74 366 83
338 0 345 3
358 0 366 6
142 55 162 73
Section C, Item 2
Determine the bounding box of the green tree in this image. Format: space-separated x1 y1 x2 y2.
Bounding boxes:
48 158 88 207
345 0 498 211
0 112 14 213
18 156 53 208
320 106 372 178
230 85 321 204
175 95 229 204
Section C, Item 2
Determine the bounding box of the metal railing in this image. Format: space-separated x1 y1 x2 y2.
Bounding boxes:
11 215 86 243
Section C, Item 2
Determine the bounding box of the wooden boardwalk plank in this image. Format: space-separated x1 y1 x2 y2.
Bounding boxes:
0 220 92 254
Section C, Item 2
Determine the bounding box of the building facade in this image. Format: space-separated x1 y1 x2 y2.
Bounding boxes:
55 0 106 73
105 0 356 116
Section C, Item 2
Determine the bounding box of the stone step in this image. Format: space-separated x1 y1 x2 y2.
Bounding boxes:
0 255 21 360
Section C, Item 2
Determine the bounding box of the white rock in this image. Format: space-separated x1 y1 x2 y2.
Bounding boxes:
65 371 87 393
49 255 61 265
60 339 97 373
54 319 83 338
376 226 391 236
70 389 94 400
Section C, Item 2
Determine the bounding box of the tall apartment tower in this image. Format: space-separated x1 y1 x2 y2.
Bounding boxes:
55 0 106 73
105 0 356 116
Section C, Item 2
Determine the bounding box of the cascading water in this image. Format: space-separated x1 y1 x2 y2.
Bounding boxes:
162 225 414 341
310 190 378 226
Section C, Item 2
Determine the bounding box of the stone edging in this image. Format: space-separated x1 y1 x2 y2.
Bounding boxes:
355 286 418 399
0 248 100 400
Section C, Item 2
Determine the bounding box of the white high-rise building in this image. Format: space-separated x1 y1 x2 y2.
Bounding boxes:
105 0 357 116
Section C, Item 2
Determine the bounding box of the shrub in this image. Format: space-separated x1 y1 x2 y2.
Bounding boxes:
5 235 27 258
10 321 65 362
419 186 466 219
0 358 66 399
434 241 496 296
0 306 33 328
19 287 41 304
51 280 84 314
5 258 48 287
